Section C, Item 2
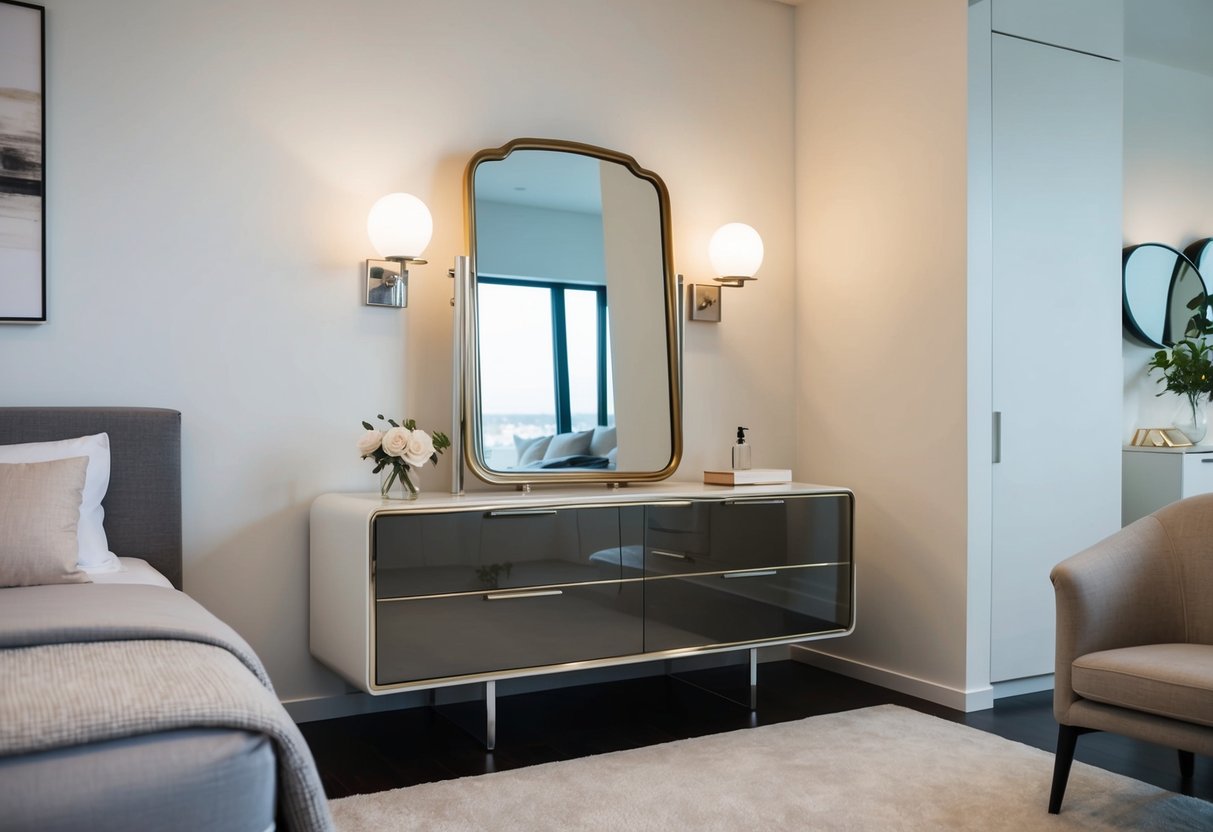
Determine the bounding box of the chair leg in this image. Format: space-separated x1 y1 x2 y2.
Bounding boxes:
1179 749 1195 779
1049 724 1087 814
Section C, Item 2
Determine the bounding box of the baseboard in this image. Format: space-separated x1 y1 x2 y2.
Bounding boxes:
992 673 1054 699
791 646 994 712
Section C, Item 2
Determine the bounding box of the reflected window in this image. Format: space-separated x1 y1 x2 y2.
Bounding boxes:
478 277 611 466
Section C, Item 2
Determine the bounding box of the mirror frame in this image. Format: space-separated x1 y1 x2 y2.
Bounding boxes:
1123 242 1207 349
462 137 683 487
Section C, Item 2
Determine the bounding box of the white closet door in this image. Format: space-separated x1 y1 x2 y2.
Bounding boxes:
990 33 1122 682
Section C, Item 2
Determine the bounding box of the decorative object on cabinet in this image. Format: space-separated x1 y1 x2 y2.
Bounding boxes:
310 483 854 749
1122 445 1213 525
1129 427 1192 448
462 138 681 486
1122 243 1207 349
0 0 45 324
1145 338 1213 443
357 414 451 501
704 468 792 486
365 192 433 308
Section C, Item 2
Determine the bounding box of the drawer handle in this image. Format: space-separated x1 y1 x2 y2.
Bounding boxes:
722 569 777 579
722 499 786 506
1202 459 1213 464
485 589 564 601
650 549 688 560
487 509 559 518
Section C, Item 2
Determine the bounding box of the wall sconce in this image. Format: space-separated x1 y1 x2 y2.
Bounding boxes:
689 222 764 322
365 192 433 308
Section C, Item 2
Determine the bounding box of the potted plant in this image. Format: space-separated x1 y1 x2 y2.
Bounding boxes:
1147 338 1213 443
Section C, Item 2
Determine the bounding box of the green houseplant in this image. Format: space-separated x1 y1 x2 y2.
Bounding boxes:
1147 338 1213 443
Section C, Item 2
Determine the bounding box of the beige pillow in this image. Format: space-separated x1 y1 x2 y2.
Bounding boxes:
0 456 91 588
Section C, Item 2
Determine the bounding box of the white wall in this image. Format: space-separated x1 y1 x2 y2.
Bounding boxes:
0 0 798 705
1123 56 1213 439
792 0 973 704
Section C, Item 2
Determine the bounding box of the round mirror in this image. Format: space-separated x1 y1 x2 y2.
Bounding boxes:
1123 243 1208 348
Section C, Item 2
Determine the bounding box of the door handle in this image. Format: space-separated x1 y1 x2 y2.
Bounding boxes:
722 569 777 579
487 509 558 518
485 589 564 601
992 411 1002 464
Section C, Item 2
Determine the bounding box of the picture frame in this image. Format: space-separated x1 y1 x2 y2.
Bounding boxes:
0 0 46 323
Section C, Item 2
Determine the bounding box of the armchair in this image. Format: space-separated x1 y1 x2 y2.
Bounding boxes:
1048 493 1213 813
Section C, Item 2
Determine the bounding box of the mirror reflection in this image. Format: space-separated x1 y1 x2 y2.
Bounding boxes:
467 141 679 481
1123 243 1208 348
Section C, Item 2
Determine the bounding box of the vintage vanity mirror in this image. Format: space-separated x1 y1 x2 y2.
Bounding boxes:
1123 242 1209 349
462 139 682 485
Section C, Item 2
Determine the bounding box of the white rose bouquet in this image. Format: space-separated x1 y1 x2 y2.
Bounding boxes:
359 414 451 499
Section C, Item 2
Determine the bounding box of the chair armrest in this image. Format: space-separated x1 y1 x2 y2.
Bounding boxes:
1050 515 1184 722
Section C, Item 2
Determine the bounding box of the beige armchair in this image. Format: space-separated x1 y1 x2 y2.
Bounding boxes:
1049 492 1213 813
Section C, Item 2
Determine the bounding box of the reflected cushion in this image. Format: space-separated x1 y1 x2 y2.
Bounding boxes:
0 456 91 587
513 435 553 467
0 432 119 572
545 429 593 459
589 426 617 457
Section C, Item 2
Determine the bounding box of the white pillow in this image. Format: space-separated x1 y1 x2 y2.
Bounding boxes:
589 426 617 457
544 429 594 459
0 433 119 572
514 434 553 467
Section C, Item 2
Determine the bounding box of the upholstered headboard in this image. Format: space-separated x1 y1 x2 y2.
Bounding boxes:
0 407 183 589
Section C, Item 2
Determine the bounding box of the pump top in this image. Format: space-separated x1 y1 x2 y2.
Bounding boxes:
736 426 749 444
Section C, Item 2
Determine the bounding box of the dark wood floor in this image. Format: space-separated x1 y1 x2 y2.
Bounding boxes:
300 660 1213 804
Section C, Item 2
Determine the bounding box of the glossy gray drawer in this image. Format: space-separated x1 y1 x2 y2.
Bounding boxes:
643 494 851 577
375 580 643 685
374 506 624 599
643 564 851 652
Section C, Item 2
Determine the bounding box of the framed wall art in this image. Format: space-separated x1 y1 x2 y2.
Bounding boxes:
0 1 45 323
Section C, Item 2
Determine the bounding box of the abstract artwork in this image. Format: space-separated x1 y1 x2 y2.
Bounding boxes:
0 1 44 323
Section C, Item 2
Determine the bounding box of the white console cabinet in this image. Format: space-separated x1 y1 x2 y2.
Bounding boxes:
1122 446 1213 526
309 482 854 744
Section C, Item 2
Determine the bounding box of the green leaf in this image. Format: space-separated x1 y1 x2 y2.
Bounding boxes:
388 419 400 428
362 421 374 431
404 418 417 431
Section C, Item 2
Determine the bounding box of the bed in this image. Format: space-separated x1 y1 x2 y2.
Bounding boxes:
0 407 332 832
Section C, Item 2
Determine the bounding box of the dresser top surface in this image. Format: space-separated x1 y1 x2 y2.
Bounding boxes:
316 480 852 517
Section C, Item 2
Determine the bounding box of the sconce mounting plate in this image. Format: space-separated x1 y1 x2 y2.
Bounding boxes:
689 284 721 323
366 259 407 308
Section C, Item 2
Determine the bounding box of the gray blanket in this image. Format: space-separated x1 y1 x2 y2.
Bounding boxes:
0 584 334 832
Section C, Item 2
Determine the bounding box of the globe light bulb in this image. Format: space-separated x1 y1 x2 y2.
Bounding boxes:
367 193 433 259
708 222 764 279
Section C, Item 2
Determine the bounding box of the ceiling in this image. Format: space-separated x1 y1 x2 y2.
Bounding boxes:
474 150 603 215
1125 0 1213 77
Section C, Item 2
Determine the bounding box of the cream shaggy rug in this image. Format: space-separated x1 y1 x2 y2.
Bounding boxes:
329 704 1213 831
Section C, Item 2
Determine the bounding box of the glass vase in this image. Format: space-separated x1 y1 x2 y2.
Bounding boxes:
1174 396 1208 444
380 465 419 501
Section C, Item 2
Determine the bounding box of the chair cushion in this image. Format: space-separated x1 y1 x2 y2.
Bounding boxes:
1072 643 1213 728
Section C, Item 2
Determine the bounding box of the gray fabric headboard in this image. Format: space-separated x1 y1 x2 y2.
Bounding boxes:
0 407 183 589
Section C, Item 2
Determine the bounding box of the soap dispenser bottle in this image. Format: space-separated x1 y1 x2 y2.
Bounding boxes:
732 426 751 470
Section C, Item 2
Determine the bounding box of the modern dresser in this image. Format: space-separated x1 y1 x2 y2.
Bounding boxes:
310 482 854 745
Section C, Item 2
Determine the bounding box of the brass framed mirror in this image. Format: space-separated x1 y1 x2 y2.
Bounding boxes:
463 138 682 486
